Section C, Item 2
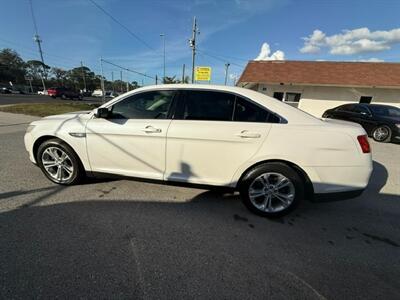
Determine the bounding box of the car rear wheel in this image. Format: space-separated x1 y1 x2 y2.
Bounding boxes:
37 139 83 185
239 163 304 217
372 125 391 142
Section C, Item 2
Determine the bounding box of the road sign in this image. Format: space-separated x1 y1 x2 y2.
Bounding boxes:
195 66 212 81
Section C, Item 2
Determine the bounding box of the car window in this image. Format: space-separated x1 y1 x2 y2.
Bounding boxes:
234 96 280 123
182 90 235 121
352 105 370 114
111 91 175 119
336 104 355 112
369 105 400 117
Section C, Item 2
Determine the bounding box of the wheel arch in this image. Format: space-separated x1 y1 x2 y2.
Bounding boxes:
236 159 314 200
33 135 85 171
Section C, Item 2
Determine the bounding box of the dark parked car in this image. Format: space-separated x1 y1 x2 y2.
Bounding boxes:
323 103 400 143
0 87 12 94
47 87 82 100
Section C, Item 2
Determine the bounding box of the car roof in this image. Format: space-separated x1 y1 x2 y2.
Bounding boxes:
100 84 322 125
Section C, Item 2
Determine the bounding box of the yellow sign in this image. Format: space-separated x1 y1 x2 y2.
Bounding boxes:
195 66 212 81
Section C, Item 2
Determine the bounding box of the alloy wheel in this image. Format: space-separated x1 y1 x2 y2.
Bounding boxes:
41 146 74 183
248 172 295 213
373 126 389 141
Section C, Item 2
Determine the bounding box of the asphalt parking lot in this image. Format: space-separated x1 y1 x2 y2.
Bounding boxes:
0 111 399 299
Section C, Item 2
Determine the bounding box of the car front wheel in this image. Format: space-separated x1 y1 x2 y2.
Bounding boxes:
37 139 83 185
239 163 304 217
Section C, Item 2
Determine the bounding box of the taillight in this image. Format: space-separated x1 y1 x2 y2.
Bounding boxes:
357 135 371 153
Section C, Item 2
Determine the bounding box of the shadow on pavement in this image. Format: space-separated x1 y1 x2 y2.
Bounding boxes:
0 160 399 299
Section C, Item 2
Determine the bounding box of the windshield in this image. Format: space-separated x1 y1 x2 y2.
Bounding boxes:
369 105 400 117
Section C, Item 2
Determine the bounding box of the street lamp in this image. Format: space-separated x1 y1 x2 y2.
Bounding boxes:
224 63 230 85
160 33 166 82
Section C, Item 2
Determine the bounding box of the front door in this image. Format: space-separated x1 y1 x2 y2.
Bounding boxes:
165 90 275 186
85 90 176 180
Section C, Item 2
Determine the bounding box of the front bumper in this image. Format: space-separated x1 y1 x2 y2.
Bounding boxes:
24 132 36 164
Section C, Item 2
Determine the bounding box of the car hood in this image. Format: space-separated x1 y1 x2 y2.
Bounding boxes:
41 110 92 120
30 110 93 129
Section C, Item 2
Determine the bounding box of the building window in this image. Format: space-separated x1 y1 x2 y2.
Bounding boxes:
285 92 301 102
273 92 284 101
359 96 372 104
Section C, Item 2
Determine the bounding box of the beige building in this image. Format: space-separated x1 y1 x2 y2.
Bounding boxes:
237 60 400 117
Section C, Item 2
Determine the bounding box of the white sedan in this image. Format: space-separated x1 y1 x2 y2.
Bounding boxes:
24 84 373 217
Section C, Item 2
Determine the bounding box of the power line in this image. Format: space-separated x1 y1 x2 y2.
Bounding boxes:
198 49 249 62
88 0 157 52
101 58 155 79
196 49 245 68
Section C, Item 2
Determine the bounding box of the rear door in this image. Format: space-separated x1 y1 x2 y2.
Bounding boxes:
165 90 277 186
351 105 375 133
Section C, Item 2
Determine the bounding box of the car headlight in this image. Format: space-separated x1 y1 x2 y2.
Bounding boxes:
26 125 35 133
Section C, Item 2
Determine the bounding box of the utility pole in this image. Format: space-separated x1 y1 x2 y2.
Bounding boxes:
120 71 123 92
224 63 230 85
160 33 166 82
155 75 158 85
29 0 46 91
182 64 185 83
100 57 105 103
111 71 114 92
81 61 87 91
189 16 198 83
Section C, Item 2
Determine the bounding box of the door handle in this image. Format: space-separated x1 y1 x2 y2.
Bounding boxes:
236 130 261 138
142 125 162 133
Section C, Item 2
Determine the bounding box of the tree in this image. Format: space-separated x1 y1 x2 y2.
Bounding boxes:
0 48 26 84
26 60 50 79
176 75 190 84
163 75 178 84
51 67 68 85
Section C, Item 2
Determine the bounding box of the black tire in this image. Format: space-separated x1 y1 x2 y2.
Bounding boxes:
51 96 56 99
239 162 304 218
61 94 67 100
372 125 391 143
36 138 84 185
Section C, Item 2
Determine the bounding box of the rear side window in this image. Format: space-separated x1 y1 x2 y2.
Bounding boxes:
182 91 235 121
234 97 280 123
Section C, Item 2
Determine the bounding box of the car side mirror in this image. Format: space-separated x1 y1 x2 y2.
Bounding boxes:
94 107 110 118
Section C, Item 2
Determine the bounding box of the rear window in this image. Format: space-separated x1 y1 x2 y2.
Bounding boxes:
234 96 280 123
183 91 235 121
179 90 281 123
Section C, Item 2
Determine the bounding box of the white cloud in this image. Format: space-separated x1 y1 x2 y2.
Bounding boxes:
254 42 285 61
356 57 385 62
300 27 400 55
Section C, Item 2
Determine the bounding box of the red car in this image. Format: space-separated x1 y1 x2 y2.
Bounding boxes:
47 87 82 100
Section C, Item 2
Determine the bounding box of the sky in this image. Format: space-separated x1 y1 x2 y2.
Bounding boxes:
0 0 399 85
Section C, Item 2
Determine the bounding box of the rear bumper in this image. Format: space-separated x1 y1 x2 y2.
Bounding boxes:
314 189 364 202
303 164 373 194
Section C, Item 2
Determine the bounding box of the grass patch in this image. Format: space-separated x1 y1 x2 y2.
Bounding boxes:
0 102 97 117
